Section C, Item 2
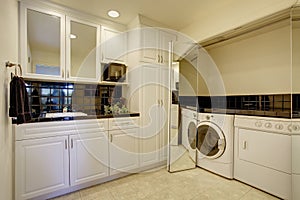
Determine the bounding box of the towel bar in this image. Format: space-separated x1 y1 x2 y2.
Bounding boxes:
6 61 23 77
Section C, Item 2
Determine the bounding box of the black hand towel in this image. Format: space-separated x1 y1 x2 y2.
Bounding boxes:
9 76 31 124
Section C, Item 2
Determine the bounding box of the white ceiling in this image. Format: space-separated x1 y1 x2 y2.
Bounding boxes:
48 0 237 30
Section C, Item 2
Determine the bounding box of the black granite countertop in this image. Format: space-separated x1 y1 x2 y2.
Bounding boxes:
13 113 140 124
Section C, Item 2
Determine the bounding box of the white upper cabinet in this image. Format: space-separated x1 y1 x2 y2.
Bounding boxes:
140 28 159 63
66 17 100 82
141 28 177 65
159 30 177 65
20 3 66 81
101 26 127 64
20 2 127 83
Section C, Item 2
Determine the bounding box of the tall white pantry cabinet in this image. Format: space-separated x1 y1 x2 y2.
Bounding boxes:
127 22 177 166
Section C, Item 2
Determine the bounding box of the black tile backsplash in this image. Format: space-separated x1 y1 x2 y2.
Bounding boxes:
179 94 293 118
178 96 198 108
24 79 300 119
293 94 300 116
25 80 123 117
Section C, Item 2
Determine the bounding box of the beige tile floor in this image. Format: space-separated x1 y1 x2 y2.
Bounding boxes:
169 145 195 172
51 167 280 200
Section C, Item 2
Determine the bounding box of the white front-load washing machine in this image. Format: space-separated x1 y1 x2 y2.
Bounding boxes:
181 107 197 162
196 113 234 179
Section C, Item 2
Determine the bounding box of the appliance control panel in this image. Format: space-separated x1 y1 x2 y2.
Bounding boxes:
235 115 300 135
198 113 234 126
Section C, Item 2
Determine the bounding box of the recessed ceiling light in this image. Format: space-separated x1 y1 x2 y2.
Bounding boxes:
108 10 120 18
70 34 77 39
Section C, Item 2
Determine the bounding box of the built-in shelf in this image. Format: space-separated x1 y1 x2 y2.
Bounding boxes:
99 81 129 86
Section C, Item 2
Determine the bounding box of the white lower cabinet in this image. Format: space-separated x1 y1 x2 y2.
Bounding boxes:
108 117 140 175
69 132 109 186
14 119 110 200
15 136 70 200
14 118 145 200
109 129 139 175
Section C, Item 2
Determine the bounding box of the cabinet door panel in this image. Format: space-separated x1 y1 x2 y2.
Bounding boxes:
101 27 127 63
141 28 159 63
139 65 161 166
70 132 109 186
110 129 139 175
160 30 177 65
15 136 69 200
20 4 65 81
159 67 170 160
66 17 100 82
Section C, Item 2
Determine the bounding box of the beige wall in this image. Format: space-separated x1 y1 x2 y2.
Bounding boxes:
292 17 300 93
179 58 209 96
31 50 60 72
180 0 296 42
207 23 291 95
0 0 18 199
179 22 291 96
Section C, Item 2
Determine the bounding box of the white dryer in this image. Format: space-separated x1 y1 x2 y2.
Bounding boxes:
181 107 197 162
196 113 234 179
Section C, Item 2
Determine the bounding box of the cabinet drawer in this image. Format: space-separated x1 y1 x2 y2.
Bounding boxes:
14 119 108 140
109 117 139 130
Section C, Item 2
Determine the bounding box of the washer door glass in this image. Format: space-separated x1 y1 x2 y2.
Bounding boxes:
197 122 226 159
188 122 196 149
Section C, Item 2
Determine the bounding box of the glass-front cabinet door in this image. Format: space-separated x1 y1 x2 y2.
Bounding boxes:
20 3 100 83
66 17 100 82
20 3 66 80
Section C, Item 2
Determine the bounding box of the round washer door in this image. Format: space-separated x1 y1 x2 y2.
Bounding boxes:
188 121 196 149
197 121 226 159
